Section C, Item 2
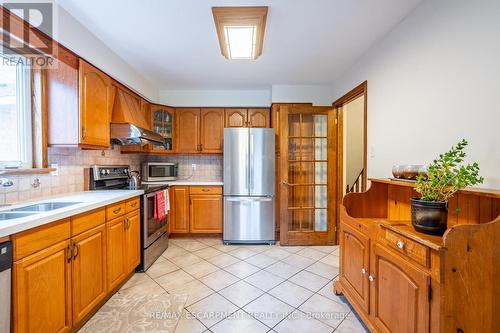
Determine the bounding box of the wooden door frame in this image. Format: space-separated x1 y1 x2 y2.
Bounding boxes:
279 104 337 245
332 81 368 240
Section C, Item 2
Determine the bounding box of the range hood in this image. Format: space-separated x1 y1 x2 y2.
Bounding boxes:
110 86 165 147
110 123 164 146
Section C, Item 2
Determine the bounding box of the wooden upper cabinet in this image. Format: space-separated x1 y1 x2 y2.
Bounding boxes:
370 243 430 333
224 108 270 128
200 108 224 153
79 60 111 148
225 109 247 128
13 240 72 333
176 108 200 153
150 105 175 153
248 109 270 127
340 223 370 313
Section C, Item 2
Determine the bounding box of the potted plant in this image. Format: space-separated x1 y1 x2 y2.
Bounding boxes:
412 139 484 235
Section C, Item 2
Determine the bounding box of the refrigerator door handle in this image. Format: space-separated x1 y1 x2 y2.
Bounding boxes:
225 197 273 202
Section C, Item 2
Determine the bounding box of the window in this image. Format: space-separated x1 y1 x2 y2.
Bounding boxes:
0 54 32 169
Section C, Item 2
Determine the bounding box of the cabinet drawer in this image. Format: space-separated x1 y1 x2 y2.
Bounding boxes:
72 208 105 236
12 219 71 260
189 186 222 195
382 229 429 267
106 201 126 220
126 197 140 213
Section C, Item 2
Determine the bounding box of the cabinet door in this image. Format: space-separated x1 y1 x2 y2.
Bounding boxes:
200 108 224 153
190 195 222 233
171 186 189 233
79 59 111 148
340 223 370 313
176 108 200 153
71 224 107 324
125 211 141 273
106 217 126 291
13 240 72 333
248 109 270 128
370 243 430 333
225 108 247 128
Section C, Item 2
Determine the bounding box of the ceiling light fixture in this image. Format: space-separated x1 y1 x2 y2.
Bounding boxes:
212 6 268 60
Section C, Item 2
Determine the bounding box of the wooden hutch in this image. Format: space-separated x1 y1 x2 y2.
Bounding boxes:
334 178 500 333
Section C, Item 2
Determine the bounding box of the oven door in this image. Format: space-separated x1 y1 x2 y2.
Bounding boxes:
145 164 177 182
143 192 168 248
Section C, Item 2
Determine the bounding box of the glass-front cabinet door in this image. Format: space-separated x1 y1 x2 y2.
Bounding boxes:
151 105 174 152
280 105 337 245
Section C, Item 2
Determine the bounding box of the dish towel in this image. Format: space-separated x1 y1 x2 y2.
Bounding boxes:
164 189 170 213
155 191 166 220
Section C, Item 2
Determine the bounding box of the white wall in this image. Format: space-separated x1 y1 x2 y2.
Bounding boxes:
331 0 500 188
55 6 158 101
159 89 271 107
271 85 333 106
343 95 365 193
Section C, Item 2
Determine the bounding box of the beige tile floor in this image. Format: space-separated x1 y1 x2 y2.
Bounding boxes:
95 238 369 333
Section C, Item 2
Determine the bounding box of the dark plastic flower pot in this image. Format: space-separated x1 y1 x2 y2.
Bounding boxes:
411 198 448 235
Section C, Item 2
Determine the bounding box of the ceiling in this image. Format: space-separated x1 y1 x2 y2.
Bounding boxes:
57 0 422 90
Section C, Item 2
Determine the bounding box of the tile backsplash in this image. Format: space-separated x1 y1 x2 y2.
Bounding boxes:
0 146 145 205
147 155 223 182
0 148 223 205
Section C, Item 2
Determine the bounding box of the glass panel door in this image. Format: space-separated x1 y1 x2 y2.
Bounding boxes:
280 106 336 245
152 109 174 151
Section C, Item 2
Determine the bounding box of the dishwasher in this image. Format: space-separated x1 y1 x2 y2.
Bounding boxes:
0 241 12 333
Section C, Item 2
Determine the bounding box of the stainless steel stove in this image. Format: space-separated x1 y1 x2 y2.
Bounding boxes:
88 165 169 271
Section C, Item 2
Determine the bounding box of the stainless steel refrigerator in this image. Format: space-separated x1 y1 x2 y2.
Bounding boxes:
223 128 276 244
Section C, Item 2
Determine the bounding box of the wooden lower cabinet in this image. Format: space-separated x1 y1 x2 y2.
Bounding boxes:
13 240 73 333
170 186 222 234
190 194 223 233
106 216 127 291
171 186 190 233
125 211 141 272
340 223 370 313
12 198 141 333
370 243 430 333
71 224 107 323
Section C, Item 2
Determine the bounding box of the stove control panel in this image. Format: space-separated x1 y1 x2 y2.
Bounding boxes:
91 165 130 180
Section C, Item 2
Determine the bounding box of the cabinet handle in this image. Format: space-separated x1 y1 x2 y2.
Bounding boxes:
66 243 72 263
201 189 209 192
361 268 367 275
130 202 137 208
113 207 122 214
368 275 376 282
72 241 79 260
396 240 405 249
81 127 86 140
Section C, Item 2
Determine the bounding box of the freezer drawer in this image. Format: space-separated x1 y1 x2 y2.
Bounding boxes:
223 197 275 243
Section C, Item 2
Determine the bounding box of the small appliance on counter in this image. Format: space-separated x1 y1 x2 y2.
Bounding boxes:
88 165 169 271
223 128 276 244
142 162 178 182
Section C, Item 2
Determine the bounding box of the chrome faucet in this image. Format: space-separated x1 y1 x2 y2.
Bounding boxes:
0 178 13 187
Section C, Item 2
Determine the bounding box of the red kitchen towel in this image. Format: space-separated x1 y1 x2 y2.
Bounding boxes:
155 191 166 220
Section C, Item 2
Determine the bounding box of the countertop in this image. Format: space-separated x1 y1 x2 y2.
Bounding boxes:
0 190 143 238
144 181 224 186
